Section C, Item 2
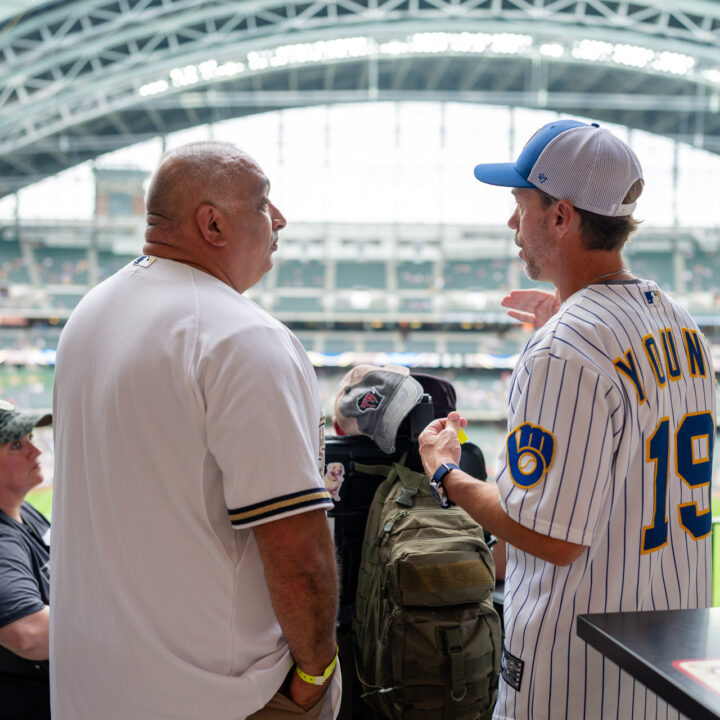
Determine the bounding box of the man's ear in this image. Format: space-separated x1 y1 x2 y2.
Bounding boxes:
552 199 578 237
195 204 227 247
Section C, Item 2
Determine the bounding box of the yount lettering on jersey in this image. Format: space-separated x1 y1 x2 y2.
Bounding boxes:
613 327 707 404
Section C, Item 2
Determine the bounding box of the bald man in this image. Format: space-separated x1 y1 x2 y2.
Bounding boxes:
51 143 340 720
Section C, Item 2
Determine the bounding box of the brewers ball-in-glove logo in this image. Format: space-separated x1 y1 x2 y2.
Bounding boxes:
507 422 555 488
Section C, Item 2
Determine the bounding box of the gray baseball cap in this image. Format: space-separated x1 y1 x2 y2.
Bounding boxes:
334 364 423 454
0 400 51 444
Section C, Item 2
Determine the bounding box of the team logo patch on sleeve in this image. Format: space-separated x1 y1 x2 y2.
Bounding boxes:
507 422 555 488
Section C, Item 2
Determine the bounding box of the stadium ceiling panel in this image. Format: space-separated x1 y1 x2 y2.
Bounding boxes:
1 0 720 196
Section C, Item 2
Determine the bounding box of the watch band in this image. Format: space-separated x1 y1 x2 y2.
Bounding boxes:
295 645 339 686
432 461 460 482
430 462 460 508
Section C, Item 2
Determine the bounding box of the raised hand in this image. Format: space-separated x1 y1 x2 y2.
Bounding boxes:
418 411 467 477
501 289 560 328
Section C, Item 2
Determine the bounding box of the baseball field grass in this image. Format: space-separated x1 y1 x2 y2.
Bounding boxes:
26 486 53 521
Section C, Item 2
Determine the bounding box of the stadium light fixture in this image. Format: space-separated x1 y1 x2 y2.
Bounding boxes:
653 51 695 76
198 60 219 79
135 33 715 99
702 69 720 85
572 39 613 62
138 79 169 97
612 44 654 69
380 40 410 56
215 61 245 77
170 65 200 87
411 32 451 53
490 33 532 55
540 43 564 58
449 32 492 53
249 37 373 70
247 52 270 71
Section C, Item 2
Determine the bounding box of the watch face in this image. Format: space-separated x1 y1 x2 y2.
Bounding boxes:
430 480 449 508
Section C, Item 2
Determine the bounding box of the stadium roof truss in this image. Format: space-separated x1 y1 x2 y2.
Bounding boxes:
1 0 720 196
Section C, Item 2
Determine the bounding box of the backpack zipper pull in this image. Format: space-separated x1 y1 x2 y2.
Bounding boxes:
382 511 408 535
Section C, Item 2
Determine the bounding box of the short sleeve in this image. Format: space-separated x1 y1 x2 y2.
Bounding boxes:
200 323 333 529
0 537 46 628
496 353 621 546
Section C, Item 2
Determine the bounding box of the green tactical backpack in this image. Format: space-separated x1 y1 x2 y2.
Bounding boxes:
353 458 501 720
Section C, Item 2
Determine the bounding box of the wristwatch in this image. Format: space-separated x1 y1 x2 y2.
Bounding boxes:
429 462 460 508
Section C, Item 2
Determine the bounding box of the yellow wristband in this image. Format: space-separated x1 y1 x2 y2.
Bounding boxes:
295 646 339 686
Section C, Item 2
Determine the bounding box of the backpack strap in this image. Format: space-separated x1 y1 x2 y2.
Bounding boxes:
354 457 429 508
352 462 393 477
438 625 468 702
353 462 397 507
392 463 429 507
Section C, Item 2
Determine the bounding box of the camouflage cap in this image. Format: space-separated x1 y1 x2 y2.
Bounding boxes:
0 400 51 444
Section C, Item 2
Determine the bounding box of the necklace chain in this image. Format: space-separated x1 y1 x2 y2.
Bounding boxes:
585 268 630 287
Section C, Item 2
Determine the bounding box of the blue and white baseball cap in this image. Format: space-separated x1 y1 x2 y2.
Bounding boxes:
473 119 643 217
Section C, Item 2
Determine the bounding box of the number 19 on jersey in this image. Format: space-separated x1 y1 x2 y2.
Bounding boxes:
641 411 714 554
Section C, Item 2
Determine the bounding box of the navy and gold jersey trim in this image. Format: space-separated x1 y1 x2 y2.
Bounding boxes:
228 487 333 527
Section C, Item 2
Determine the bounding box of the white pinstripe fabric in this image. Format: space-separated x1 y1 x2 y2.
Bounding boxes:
493 279 715 720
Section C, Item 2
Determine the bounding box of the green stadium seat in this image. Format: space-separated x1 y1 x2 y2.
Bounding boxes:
446 340 479 354
97 251 138 281
405 338 437 352
336 262 386 289
398 297 432 313
276 260 325 288
444 259 506 290
0 240 30 284
36 247 89 285
396 261 433 289
628 251 674 290
273 297 323 313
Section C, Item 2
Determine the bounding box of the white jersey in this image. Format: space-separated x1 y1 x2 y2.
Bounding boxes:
494 279 715 720
50 257 338 720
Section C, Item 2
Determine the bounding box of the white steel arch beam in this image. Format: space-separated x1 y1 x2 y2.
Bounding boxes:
2 0 720 195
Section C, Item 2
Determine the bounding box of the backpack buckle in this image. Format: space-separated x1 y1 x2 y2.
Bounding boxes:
395 486 417 507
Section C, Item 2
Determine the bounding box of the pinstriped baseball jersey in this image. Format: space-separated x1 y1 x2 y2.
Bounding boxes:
493 278 716 720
